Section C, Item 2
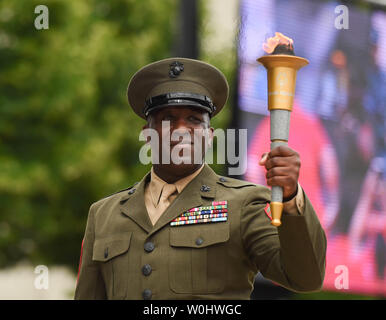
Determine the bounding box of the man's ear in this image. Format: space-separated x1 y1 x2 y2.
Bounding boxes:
144 114 153 129
142 122 151 144
208 126 214 148
143 114 153 130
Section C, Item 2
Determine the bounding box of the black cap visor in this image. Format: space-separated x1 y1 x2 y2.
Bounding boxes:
144 93 216 118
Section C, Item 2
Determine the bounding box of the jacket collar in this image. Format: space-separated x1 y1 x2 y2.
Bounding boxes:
119 169 152 232
148 164 205 207
119 163 218 235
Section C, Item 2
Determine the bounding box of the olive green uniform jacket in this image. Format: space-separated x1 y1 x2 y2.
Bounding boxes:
74 164 326 299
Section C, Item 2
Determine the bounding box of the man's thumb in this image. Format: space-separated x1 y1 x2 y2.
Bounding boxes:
259 153 268 165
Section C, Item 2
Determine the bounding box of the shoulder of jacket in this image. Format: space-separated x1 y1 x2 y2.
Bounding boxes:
216 176 258 189
91 182 139 209
216 176 271 201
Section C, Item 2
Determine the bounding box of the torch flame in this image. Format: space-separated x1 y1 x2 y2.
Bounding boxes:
263 32 294 54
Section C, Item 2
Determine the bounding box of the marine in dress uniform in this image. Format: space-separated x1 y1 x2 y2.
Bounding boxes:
74 58 327 300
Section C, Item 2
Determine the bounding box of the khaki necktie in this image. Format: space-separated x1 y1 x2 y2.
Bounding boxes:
151 183 177 225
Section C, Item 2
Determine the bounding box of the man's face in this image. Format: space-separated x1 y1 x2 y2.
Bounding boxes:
144 106 214 172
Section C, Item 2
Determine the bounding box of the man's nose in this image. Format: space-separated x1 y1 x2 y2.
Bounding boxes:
172 118 190 130
170 118 193 136
171 127 191 143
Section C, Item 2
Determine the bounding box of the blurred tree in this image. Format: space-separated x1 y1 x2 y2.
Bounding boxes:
198 0 236 176
0 0 178 270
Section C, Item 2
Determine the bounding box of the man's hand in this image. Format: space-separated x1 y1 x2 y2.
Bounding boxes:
259 146 301 200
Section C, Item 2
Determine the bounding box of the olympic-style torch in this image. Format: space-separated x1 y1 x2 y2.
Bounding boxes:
257 32 309 227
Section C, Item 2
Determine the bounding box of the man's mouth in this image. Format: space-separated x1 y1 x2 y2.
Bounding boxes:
169 140 193 147
170 142 193 149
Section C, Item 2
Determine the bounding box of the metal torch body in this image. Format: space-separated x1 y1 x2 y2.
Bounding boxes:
257 54 309 226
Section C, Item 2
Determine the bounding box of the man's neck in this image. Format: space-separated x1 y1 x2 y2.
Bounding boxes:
152 164 204 184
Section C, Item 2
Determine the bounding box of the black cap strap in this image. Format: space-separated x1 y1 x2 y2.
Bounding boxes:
144 92 216 117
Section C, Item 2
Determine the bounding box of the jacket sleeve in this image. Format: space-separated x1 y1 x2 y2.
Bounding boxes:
74 203 107 300
240 186 327 293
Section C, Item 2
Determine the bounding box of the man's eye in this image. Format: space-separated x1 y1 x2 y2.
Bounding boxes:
189 116 202 123
162 115 174 121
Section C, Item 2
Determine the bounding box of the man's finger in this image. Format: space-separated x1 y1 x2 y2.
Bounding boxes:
266 175 294 188
269 145 297 158
266 166 291 179
265 156 295 170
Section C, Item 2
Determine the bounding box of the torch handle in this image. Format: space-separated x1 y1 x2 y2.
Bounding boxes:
269 110 291 226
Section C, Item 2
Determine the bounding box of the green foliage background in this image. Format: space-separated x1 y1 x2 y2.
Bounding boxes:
0 0 233 272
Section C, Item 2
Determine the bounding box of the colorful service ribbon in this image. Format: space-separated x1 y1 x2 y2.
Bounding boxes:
170 201 228 227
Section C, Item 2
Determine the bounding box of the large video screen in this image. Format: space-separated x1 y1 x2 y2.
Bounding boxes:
238 0 386 296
